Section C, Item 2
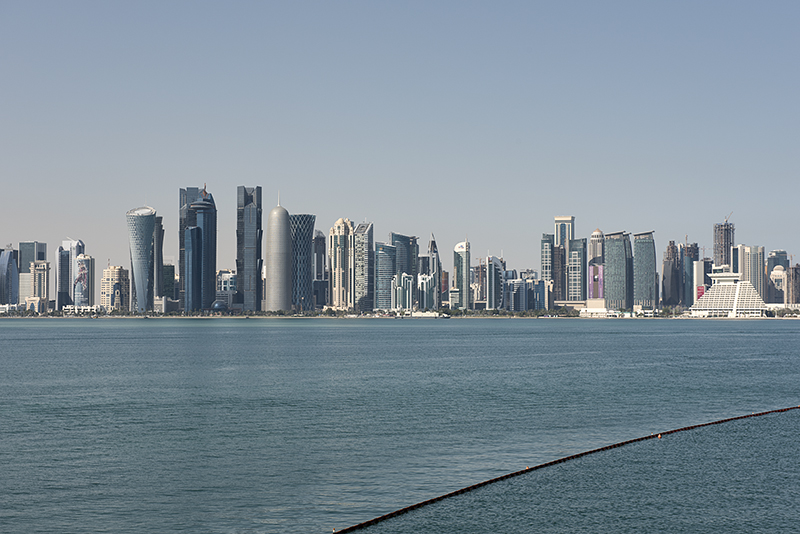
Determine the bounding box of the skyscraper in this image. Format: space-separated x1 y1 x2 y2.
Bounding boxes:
713 221 734 267
73 254 94 307
428 234 442 310
604 232 633 311
554 216 575 248
567 238 587 301
353 222 374 313
264 203 293 312
588 229 604 299
313 230 327 281
633 232 657 310
236 186 263 311
100 265 130 312
329 218 354 310
682 242 699 306
55 239 85 310
661 240 681 306
731 244 766 300
126 206 156 313
289 213 316 312
486 255 505 309
374 242 396 311
541 233 554 286
0 249 19 305
184 226 203 312
18 241 46 304
153 216 164 299
179 186 216 310
391 233 418 306
453 240 471 310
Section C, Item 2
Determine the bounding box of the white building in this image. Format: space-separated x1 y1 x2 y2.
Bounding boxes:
690 271 767 317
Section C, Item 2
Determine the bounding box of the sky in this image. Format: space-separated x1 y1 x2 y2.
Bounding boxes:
2 1 799 292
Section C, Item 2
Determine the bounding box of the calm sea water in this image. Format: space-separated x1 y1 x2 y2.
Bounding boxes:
1 318 798 533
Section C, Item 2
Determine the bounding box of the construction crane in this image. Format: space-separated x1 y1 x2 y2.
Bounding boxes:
724 211 733 224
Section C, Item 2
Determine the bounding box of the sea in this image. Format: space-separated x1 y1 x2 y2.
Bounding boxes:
1 317 799 533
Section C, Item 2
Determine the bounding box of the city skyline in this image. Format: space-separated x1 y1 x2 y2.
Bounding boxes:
2 2 799 278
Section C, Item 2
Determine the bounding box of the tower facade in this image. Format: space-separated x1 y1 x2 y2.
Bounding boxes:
289 213 316 311
713 222 734 267
604 232 633 310
353 222 374 313
73 254 95 307
100 265 130 311
265 204 293 312
731 244 766 300
179 186 216 310
453 241 471 310
428 234 442 310
633 232 657 310
126 206 156 313
661 240 681 306
486 255 505 310
0 249 19 305
184 226 203 312
328 218 355 310
374 242 396 310
567 238 587 301
153 216 164 299
588 229 604 299
554 216 575 247
18 241 47 303
236 186 263 311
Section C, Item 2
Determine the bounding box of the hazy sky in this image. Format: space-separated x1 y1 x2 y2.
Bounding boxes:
2 1 799 284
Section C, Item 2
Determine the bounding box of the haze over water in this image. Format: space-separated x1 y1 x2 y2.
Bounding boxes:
2 318 799 532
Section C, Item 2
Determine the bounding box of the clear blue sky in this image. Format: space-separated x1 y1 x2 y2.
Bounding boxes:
2 1 798 279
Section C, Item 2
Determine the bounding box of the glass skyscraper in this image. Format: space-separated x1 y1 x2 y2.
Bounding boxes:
567 238 587 301
604 232 633 311
179 186 216 310
374 242 396 311
289 213 316 312
184 226 203 312
126 206 156 313
633 232 657 310
236 186 263 311
453 240 470 310
554 216 575 247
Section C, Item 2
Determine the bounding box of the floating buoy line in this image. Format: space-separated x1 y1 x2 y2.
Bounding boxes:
336 405 800 533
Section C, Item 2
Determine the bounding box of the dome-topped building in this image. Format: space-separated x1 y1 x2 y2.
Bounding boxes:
264 202 292 312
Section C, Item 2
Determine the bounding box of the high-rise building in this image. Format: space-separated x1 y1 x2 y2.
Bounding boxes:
428 234 442 309
353 222 374 313
313 230 327 281
289 213 316 312
184 226 203 312
554 216 575 248
418 274 436 310
153 216 164 299
28 260 51 312
713 221 734 267
453 241 471 310
163 264 176 301
391 273 414 311
18 241 46 304
731 244 766 300
236 186 263 311
604 232 633 311
541 233 554 286
661 241 681 306
54 246 72 310
391 233 418 306
588 229 604 299
329 218 355 310
126 207 156 313
100 265 130 312
551 245 566 302
374 242 396 311
0 249 19 305
486 255 505 310
767 250 790 304
682 242 699 306
179 186 216 310
567 238 587 301
265 203 293 312
73 254 94 307
692 258 713 304
55 239 85 310
633 232 657 310
215 269 237 307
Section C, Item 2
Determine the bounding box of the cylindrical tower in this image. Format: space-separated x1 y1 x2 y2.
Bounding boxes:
265 204 292 311
126 206 156 313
